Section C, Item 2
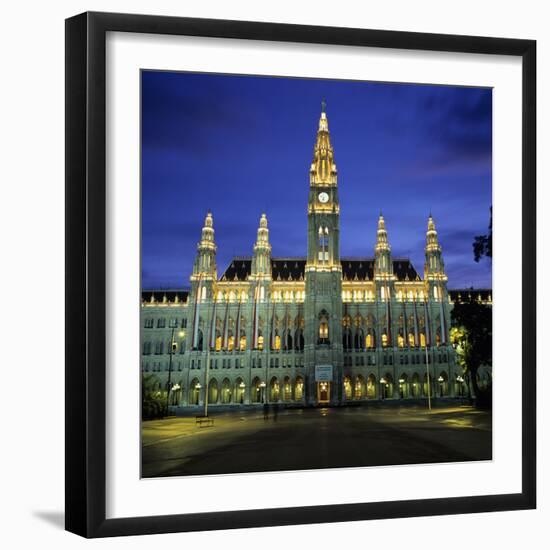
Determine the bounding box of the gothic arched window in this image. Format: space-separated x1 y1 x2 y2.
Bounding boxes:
318 310 330 344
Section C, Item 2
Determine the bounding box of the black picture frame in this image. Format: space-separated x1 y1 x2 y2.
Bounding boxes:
65 11 536 538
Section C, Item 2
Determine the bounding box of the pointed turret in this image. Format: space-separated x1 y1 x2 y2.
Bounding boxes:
310 100 337 186
424 214 448 308
191 211 217 281
251 213 272 278
424 214 446 280
374 214 393 279
424 215 450 346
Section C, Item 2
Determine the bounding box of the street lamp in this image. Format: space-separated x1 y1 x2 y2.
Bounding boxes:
380 377 387 399
239 381 246 404
399 378 405 399
194 382 201 405
259 380 266 404
165 327 184 415
456 375 464 397
438 375 444 397
171 383 181 406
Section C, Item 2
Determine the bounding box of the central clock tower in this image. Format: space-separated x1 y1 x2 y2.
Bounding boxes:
304 102 343 405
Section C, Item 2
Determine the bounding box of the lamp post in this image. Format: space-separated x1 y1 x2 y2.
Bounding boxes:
437 375 444 397
424 341 431 411
380 377 387 400
203 298 217 418
259 380 266 404
239 381 246 404
171 383 181 405
399 378 405 399
456 375 464 397
194 382 201 405
166 327 185 415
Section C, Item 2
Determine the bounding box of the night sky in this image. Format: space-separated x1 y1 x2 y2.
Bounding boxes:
141 71 492 291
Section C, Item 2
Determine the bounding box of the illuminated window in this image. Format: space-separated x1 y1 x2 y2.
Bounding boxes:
227 335 234 351
398 334 404 348
274 334 281 350
354 378 364 399
382 333 388 347
344 377 352 400
215 335 222 351
295 378 304 400
318 227 329 263
258 335 264 350
201 286 207 301
367 376 376 399
260 287 265 301
420 333 426 347
366 332 375 348
239 335 246 351
283 380 292 401
408 333 415 347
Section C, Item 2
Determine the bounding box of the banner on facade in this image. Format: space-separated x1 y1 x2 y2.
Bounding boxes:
315 364 333 382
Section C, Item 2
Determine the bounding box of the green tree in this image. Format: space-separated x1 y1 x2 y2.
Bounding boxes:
473 207 492 262
450 302 492 404
142 374 166 420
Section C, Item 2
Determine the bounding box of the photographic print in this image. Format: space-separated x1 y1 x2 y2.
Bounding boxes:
140 71 493 478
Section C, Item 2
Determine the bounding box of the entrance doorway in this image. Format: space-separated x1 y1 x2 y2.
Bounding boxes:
317 382 330 404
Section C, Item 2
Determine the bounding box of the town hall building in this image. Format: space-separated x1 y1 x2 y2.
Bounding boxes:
141 106 471 408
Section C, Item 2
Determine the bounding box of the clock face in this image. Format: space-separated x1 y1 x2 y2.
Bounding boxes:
318 192 329 204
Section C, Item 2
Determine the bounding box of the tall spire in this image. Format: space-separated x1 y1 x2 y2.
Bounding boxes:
425 214 440 254
310 102 337 185
375 214 390 253
374 214 393 278
424 214 446 281
192 211 217 279
200 211 215 245
252 213 272 277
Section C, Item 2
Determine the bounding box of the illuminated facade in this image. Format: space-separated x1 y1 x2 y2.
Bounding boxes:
141 106 472 408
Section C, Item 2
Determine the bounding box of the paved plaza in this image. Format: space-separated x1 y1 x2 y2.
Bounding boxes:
141 404 491 478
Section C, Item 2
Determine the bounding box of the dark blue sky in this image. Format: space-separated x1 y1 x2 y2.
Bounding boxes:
142 71 492 290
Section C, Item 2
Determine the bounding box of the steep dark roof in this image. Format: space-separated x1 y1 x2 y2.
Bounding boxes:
272 259 306 281
219 257 420 282
340 257 420 281
141 289 189 304
220 258 253 282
